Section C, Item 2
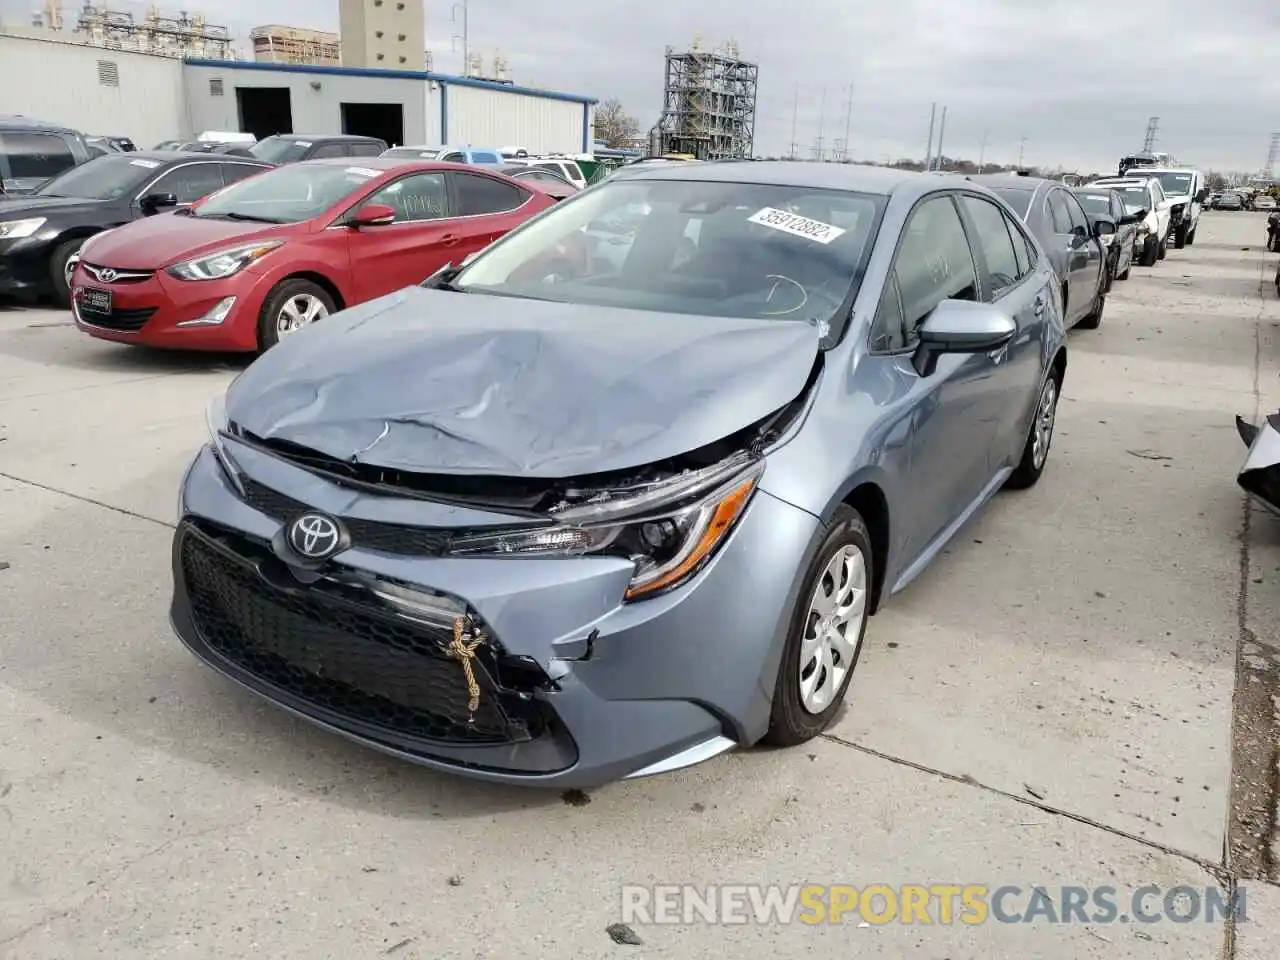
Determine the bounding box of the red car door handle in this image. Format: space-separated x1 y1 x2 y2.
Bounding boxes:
440 234 459 247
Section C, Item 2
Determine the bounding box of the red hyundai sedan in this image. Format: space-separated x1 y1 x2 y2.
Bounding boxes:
69 158 555 351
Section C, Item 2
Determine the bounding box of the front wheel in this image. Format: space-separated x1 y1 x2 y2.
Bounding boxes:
1157 233 1168 259
1075 283 1105 331
256 278 336 351
1006 373 1061 490
48 238 85 308
1174 224 1188 249
1186 226 1196 246
762 506 872 747
1139 234 1159 267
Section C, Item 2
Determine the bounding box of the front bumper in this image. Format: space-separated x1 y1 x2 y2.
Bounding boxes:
70 260 272 351
171 442 822 787
0 237 55 296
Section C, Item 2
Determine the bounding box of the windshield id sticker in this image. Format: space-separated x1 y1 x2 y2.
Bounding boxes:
129 158 161 168
747 207 846 244
295 140 313 147
345 167 380 178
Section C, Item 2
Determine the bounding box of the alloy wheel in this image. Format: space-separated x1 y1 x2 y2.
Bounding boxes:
275 294 329 337
1032 378 1058 470
798 544 867 715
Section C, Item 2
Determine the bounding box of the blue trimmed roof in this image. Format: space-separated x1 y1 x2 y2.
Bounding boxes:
182 58 597 105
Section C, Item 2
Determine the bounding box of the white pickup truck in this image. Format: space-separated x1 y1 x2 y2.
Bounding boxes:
1137 168 1206 248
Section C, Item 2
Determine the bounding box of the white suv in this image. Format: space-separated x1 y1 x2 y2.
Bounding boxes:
1089 176 1173 266
1137 168 1205 248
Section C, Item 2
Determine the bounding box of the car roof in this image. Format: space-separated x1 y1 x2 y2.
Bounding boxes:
111 150 270 164
266 133 385 143
0 114 80 134
608 159 974 199
300 157 464 173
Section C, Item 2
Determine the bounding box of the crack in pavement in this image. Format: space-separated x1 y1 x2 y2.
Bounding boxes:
0 471 174 530
0 372 184 403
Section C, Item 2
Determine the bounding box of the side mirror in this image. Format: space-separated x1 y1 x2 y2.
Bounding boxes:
1125 208 1148 224
1195 189 1208 203
913 301 1017 378
349 202 396 227
140 192 178 213
1092 217 1116 238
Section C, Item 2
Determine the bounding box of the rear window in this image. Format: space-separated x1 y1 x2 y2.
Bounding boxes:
990 188 1032 218
472 151 501 164
2 131 77 180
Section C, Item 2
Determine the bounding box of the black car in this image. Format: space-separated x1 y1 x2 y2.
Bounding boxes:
0 150 271 305
1072 187 1140 290
494 163 579 201
248 134 388 165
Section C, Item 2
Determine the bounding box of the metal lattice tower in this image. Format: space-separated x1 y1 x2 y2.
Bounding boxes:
650 37 759 160
1142 116 1160 153
1266 133 1280 177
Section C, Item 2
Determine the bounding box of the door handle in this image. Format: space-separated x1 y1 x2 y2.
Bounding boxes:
440 234 459 247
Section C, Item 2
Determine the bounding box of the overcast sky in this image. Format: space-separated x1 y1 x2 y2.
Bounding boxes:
9 0 1277 171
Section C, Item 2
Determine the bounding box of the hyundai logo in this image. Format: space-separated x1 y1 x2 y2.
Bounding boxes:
95 267 117 282
287 512 344 560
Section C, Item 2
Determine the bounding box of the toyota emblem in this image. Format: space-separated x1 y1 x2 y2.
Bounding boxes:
97 268 117 282
287 512 344 560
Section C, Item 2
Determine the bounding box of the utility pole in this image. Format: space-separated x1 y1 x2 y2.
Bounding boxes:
1017 134 1027 169
977 129 988 171
924 102 937 170
839 81 853 162
788 85 799 160
933 105 948 171
812 86 827 161
1266 132 1280 178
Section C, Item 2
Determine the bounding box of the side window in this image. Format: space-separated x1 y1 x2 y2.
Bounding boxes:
310 142 347 159
1046 191 1073 234
345 141 383 157
888 194 979 347
150 163 226 203
2 132 76 179
220 163 266 186
536 162 566 178
451 172 526 216
958 195 1020 299
1009 216 1037 275
561 162 583 181
1062 192 1089 235
367 172 448 222
441 152 465 162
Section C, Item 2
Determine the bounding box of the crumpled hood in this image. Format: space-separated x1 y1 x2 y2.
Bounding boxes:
227 287 821 478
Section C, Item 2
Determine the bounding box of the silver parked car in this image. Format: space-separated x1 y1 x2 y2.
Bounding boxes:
173 162 1068 787
967 174 1110 330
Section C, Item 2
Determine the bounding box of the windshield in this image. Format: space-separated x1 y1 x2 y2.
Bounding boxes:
1105 185 1150 209
192 163 380 223
36 154 159 200
1151 172 1194 196
991 188 1032 218
249 137 311 164
1074 192 1113 216
384 147 441 160
452 178 885 328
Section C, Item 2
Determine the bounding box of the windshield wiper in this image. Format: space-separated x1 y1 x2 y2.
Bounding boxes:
421 265 466 292
212 211 284 223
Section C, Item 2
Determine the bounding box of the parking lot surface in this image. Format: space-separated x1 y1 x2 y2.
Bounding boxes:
2 212 1279 958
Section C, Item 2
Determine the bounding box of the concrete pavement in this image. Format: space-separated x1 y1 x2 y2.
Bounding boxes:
1 212 1278 958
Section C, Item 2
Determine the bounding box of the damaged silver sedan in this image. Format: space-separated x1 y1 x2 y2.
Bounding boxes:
172 161 1068 787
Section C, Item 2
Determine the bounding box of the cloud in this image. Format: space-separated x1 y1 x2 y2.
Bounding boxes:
46 0 1277 172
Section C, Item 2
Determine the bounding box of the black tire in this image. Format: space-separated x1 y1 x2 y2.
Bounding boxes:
1006 370 1062 490
1139 235 1159 267
1075 283 1105 331
1173 224 1188 249
256 278 337 351
48 238 85 307
762 505 872 747
1117 256 1131 281
1157 233 1168 260
1186 225 1196 246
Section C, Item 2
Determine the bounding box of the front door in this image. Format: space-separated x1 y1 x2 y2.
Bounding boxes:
1045 189 1092 324
1060 190 1104 307
345 170 456 301
871 194 1004 561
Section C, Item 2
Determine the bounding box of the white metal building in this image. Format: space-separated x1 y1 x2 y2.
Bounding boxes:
0 34 596 155
182 60 596 155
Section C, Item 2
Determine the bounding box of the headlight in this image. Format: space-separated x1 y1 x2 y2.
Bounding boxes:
205 393 244 494
168 240 283 281
447 459 764 601
0 217 46 240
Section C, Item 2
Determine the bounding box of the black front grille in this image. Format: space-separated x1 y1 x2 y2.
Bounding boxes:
241 477 452 556
77 305 157 332
180 525 513 743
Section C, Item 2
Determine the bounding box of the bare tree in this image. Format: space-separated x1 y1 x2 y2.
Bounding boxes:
594 98 641 148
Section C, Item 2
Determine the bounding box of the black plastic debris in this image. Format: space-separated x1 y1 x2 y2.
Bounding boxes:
606 923 643 945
